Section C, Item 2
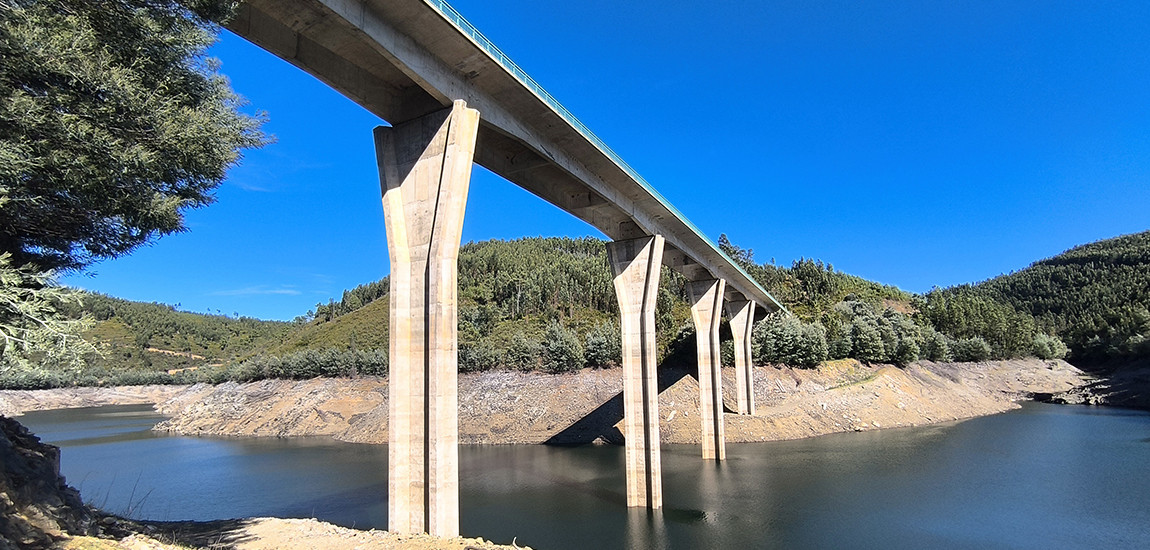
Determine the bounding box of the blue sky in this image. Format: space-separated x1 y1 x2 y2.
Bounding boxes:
62 0 1150 321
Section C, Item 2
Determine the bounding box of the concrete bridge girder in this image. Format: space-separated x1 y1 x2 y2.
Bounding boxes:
228 0 787 310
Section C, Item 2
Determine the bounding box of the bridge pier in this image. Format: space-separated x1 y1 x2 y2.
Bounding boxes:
374 100 479 537
726 300 757 415
688 279 726 460
606 235 665 509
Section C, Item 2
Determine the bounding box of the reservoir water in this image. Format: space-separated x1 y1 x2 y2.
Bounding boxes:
19 402 1150 550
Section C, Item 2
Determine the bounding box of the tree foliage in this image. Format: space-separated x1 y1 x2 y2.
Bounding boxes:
752 315 827 368
0 0 267 271
583 320 621 368
541 320 583 374
0 253 93 371
966 230 1150 363
916 288 1035 359
313 278 388 322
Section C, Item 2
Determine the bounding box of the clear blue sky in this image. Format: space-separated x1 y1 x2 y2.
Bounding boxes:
62 0 1150 321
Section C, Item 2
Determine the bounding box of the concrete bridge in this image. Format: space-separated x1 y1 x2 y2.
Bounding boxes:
227 0 786 537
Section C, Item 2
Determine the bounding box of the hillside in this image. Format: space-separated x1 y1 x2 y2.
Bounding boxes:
11 235 1105 390
962 230 1150 364
45 294 293 382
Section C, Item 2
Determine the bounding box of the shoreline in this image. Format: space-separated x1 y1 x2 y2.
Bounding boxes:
1 360 1093 550
0 359 1090 446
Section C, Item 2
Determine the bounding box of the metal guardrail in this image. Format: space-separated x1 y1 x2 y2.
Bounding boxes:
422 0 785 312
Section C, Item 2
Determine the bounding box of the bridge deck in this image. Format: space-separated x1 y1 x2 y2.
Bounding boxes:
229 0 784 312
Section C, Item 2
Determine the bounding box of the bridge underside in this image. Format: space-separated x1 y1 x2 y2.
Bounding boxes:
228 0 783 537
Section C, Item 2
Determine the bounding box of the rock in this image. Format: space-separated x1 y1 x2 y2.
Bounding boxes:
0 416 94 549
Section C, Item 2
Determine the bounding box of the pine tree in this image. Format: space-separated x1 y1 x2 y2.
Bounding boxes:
0 0 267 271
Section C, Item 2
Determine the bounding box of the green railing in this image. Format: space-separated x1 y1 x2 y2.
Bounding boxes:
423 0 785 312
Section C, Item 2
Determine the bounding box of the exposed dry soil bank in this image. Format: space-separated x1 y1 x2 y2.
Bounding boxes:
2 360 1087 550
0 386 186 418
0 359 1087 445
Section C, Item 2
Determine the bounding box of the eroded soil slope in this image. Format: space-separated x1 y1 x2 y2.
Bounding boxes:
0 386 186 418
145 359 1086 444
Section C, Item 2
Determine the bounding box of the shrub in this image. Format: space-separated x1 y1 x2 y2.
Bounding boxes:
459 342 499 372
754 316 828 368
216 348 387 381
505 333 541 371
583 321 621 368
720 339 734 367
885 310 922 365
828 333 852 360
541 321 583 374
851 318 886 363
1032 333 1069 360
921 328 953 362
951 337 992 362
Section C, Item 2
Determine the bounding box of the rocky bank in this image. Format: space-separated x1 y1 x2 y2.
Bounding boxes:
0 416 93 549
135 358 1087 444
0 359 1089 550
0 413 533 550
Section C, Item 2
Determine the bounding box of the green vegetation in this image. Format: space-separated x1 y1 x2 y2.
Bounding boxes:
0 253 93 371
958 230 1150 363
0 0 266 380
22 227 1150 388
718 235 1039 367
0 0 266 272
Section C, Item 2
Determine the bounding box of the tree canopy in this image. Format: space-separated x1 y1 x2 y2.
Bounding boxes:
963 230 1150 363
0 0 266 272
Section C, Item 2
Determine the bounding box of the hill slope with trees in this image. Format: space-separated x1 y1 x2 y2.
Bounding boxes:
959 230 1150 364
14 231 1127 389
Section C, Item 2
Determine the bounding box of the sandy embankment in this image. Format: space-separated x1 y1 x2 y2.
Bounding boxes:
60 518 532 550
0 385 186 418
0 359 1088 445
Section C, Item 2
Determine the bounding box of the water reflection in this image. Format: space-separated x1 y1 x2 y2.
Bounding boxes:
18 403 1150 550
626 508 666 550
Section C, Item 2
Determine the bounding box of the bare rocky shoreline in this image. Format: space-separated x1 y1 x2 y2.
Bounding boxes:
1 358 1088 445
0 358 1090 550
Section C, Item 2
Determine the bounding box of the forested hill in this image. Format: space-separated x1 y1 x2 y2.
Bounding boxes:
962 230 1150 363
20 233 1126 390
57 294 293 373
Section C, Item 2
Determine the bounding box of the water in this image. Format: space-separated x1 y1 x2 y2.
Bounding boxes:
19 403 1150 550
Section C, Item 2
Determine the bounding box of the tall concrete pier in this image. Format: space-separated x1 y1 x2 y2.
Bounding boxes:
232 0 789 533
375 100 480 537
688 279 726 460
607 235 666 509
727 300 758 415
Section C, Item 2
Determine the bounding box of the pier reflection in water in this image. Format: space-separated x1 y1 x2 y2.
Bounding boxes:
19 403 1150 550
